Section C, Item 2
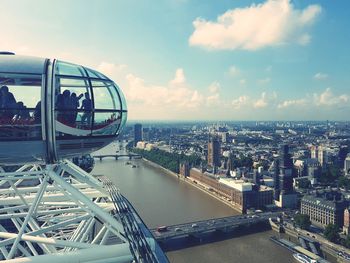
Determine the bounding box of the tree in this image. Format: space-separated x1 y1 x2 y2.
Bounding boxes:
320 164 341 184
324 223 339 243
297 179 311 189
232 154 253 169
338 176 350 190
131 148 201 173
294 214 311 230
341 236 350 248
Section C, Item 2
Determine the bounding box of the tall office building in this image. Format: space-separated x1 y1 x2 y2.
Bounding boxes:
134 123 143 146
227 152 234 171
208 136 221 168
275 145 297 208
253 169 260 186
279 144 293 193
311 145 328 168
345 154 350 175
221 132 229 143
344 208 350 235
311 145 318 159
179 162 190 177
317 146 328 167
273 159 280 201
142 127 150 141
338 146 349 169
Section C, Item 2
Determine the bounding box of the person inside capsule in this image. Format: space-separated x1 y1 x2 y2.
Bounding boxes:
0 85 16 120
0 72 42 140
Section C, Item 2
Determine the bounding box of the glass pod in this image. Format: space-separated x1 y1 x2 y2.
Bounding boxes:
0 54 127 165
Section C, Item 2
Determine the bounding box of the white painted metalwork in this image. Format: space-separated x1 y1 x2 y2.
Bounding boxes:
0 161 134 262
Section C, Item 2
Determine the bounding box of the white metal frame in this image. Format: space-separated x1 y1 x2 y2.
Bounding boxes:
0 161 133 262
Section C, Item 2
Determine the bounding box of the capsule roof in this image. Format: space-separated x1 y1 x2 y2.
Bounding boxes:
0 54 47 74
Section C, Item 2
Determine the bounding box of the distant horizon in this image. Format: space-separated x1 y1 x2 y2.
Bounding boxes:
126 119 349 123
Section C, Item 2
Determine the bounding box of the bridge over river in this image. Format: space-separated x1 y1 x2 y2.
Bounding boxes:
93 153 142 161
151 212 281 242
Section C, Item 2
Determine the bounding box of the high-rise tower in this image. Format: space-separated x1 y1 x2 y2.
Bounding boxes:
208 136 221 168
273 158 280 201
275 144 297 208
134 123 143 146
279 144 293 193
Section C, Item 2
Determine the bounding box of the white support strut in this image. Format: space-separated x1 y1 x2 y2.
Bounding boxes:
0 162 134 262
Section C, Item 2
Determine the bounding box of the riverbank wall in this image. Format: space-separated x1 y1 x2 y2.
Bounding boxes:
271 223 341 262
140 158 243 213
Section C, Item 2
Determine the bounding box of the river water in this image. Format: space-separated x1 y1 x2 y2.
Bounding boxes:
92 143 294 263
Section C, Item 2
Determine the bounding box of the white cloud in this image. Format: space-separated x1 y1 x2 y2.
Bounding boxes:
97 62 127 78
124 68 205 110
228 66 240 76
206 93 220 106
265 66 272 72
298 34 311 45
278 99 306 108
208 81 220 93
119 67 349 119
240 79 246 85
170 68 186 85
277 88 349 110
254 91 277 108
258 77 271 84
313 88 349 106
232 95 249 109
254 92 268 108
189 0 321 51
206 82 221 106
313 72 328 80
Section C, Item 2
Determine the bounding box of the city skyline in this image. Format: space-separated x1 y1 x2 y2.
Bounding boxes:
1 0 349 121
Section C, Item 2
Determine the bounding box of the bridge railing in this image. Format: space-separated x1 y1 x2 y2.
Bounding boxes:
151 212 281 242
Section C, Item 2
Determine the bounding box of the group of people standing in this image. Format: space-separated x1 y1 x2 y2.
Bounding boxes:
0 85 40 123
56 89 92 126
0 85 94 127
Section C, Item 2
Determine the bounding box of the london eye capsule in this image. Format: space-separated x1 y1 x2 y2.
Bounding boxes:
0 53 127 164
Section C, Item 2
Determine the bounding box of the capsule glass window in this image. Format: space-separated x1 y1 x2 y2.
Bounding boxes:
114 83 127 112
0 73 42 140
92 112 121 136
114 83 127 132
55 77 93 136
57 61 87 77
91 81 121 111
54 61 93 137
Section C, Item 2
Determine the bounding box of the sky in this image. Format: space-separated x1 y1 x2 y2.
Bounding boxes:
1 0 349 121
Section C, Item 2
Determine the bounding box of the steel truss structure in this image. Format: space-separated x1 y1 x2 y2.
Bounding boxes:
0 160 162 263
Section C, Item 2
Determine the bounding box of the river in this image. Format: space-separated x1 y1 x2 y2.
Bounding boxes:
92 143 294 263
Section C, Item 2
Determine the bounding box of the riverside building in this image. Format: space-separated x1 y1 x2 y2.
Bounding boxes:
301 192 348 229
189 168 273 213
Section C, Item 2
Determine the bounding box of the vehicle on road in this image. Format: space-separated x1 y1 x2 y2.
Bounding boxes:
157 226 168 232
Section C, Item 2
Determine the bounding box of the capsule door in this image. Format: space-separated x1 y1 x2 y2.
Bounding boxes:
0 69 45 164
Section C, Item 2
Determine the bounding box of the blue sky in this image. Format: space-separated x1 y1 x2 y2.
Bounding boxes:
1 0 349 121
